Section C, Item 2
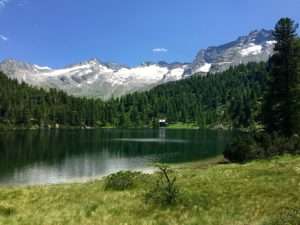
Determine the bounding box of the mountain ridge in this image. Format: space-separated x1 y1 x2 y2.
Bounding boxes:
0 29 275 100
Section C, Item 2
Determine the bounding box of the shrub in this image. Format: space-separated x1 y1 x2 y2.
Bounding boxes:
223 134 263 163
104 171 141 191
224 133 300 163
145 164 179 206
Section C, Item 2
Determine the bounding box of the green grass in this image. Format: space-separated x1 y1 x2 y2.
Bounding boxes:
166 122 199 129
0 155 299 225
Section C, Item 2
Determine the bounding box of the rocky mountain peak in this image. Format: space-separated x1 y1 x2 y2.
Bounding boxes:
184 29 275 76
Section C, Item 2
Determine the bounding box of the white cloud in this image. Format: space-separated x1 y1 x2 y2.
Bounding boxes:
152 48 168 53
0 34 8 41
0 0 10 9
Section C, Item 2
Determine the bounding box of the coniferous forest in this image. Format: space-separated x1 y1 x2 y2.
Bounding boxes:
0 62 267 130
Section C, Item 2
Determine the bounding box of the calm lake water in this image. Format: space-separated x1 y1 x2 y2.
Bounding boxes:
0 129 233 186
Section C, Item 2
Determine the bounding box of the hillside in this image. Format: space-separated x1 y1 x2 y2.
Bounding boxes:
0 62 268 129
0 155 299 225
108 62 268 129
0 72 106 129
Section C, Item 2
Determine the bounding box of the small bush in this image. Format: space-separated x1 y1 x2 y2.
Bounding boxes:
224 132 300 163
223 134 263 163
104 171 141 191
145 164 179 206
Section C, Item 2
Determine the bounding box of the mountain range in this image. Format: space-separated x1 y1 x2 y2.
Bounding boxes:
0 29 275 100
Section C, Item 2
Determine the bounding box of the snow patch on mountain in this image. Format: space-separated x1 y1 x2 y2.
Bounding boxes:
168 67 185 79
0 59 187 99
240 44 263 56
115 65 169 83
195 63 211 73
34 65 52 71
266 40 277 45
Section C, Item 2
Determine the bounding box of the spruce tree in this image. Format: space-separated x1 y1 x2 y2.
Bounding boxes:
264 18 300 136
290 38 300 134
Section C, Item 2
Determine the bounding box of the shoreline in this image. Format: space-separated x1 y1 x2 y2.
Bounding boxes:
0 125 239 132
0 156 225 188
0 155 299 225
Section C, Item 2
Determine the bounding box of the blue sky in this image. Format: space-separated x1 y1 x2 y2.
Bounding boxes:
0 0 300 68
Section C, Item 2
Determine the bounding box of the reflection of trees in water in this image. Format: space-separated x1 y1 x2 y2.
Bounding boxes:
159 128 166 139
0 129 233 176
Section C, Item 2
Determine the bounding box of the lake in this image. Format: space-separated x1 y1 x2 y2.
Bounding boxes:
0 129 233 186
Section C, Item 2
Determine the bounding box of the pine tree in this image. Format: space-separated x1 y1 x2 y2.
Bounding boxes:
263 18 300 136
290 38 300 134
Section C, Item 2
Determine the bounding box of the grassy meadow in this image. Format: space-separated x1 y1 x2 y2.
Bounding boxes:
0 155 299 225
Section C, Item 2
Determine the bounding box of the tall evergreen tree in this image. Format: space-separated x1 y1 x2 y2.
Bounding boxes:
290 38 300 134
264 18 300 136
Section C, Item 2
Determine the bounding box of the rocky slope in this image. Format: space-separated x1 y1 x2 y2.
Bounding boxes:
184 29 275 75
0 59 188 100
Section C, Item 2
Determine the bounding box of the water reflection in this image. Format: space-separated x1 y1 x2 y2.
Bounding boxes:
0 129 232 186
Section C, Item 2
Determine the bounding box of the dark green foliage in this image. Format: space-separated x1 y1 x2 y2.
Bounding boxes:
0 62 267 129
145 164 179 206
0 205 15 217
0 71 107 128
223 134 262 163
112 62 267 129
263 18 300 136
104 171 141 191
224 132 300 163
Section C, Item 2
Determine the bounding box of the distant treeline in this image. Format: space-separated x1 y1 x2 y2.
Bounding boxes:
0 62 267 129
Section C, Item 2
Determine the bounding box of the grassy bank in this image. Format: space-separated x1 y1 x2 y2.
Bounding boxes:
166 122 199 129
165 122 235 130
0 156 299 225
0 122 233 130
